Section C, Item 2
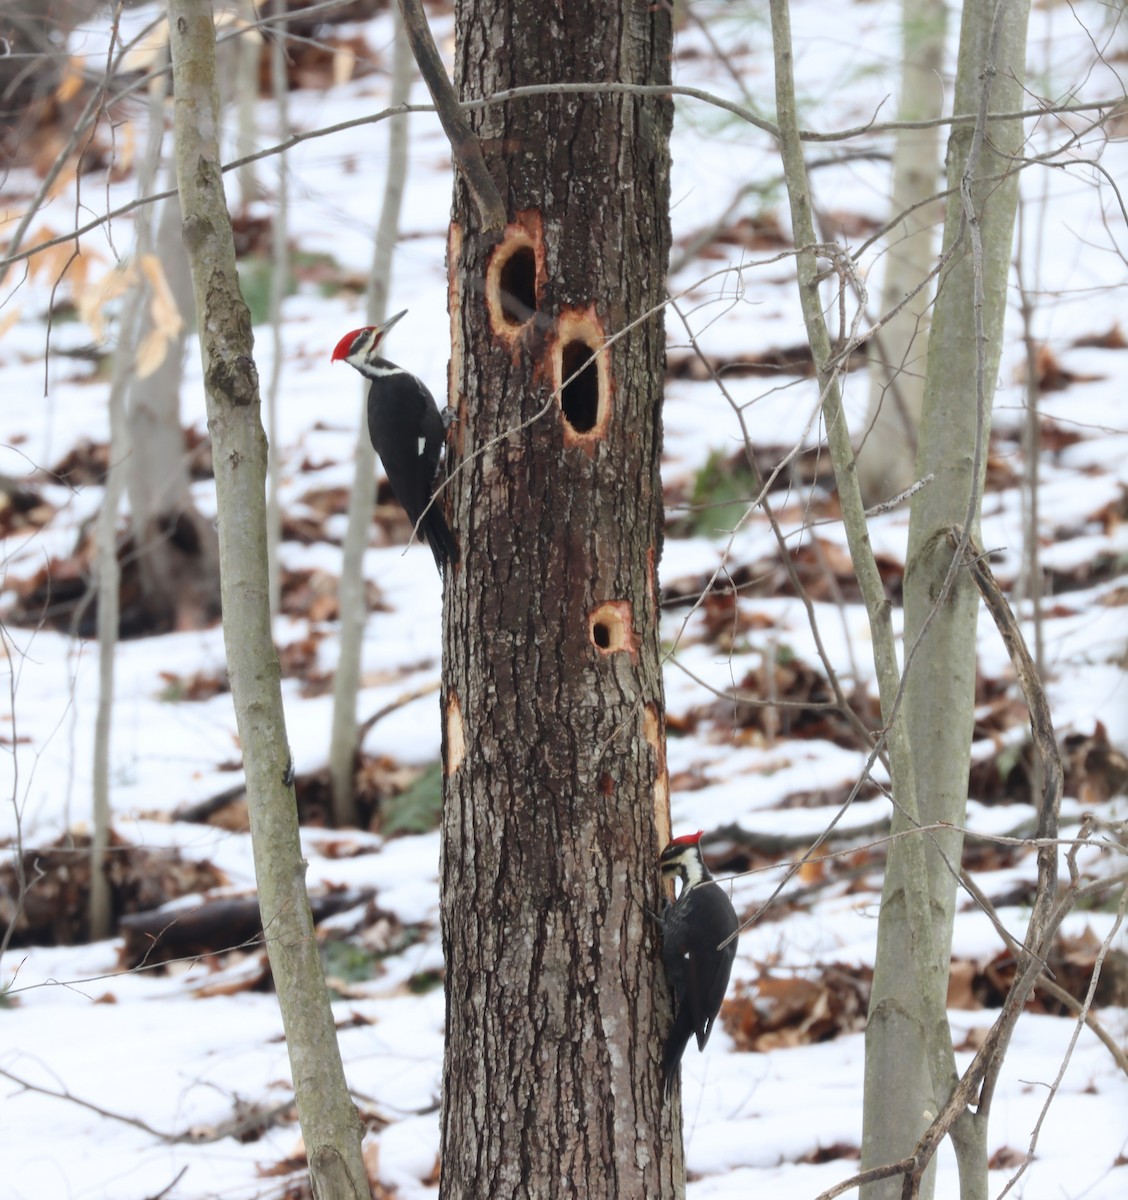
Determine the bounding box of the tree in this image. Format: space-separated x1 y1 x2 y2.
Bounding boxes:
329 2 415 827
855 0 1033 1194
167 2 368 1194
120 187 222 634
767 0 1042 1195
855 0 946 506
434 0 682 1193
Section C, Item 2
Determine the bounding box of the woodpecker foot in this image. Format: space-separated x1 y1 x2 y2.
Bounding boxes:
440 405 458 431
644 903 668 927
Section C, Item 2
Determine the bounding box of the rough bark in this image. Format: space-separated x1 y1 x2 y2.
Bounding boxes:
167 2 368 1196
440 1 680 1195
855 0 946 506
861 1 1032 1197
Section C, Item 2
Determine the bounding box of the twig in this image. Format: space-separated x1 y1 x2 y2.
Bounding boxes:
396 0 505 236
998 886 1127 1198
0 1064 177 1141
813 1158 919 1200
863 474 934 516
898 524 1065 1192
2 83 1121 276
147 1166 189 1199
959 871 1128 1078
357 680 441 743
668 655 843 711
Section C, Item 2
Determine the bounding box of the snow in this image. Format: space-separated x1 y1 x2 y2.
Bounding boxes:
2 0 1127 1197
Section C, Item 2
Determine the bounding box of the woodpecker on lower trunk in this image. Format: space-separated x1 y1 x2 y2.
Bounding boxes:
659 830 739 1098
331 309 459 574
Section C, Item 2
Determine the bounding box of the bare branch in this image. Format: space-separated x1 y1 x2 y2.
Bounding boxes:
396 0 505 236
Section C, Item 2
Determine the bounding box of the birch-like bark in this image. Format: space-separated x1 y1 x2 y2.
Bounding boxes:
167 3 367 1195
234 0 260 208
862 1 1032 1196
122 188 221 633
855 0 947 505
265 20 291 618
90 295 136 941
328 2 414 827
90 66 169 940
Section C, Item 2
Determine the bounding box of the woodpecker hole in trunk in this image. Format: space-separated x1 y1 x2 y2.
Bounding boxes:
499 245 536 324
589 600 638 658
560 340 600 433
486 218 543 341
554 308 610 450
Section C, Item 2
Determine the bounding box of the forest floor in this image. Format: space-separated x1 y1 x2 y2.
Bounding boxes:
2 2 1127 1198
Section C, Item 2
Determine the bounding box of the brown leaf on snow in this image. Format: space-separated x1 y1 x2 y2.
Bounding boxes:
1070 323 1126 350
799 1142 861 1164
0 480 53 536
948 928 1128 1013
1064 721 1128 806
1017 344 1106 393
157 668 229 702
693 654 879 750
0 829 227 948
722 964 872 1052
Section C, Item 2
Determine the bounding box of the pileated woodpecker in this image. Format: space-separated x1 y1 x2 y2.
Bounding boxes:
659 831 739 1098
331 309 458 574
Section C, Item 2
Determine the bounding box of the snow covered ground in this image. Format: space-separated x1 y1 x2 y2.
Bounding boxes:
2 1 1127 1197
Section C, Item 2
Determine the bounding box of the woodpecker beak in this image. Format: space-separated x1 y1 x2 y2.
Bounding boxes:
331 309 409 364
379 308 408 337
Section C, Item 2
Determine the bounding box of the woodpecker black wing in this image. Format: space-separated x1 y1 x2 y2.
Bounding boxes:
366 370 458 574
661 881 739 1096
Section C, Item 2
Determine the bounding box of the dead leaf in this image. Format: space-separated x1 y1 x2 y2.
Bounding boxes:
723 964 872 1052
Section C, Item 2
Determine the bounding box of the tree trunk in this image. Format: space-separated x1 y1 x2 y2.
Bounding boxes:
855 0 946 506
439 2 680 1195
167 3 368 1195
90 61 170 941
123 190 221 633
861 1 1032 1196
265 16 291 618
329 2 414 827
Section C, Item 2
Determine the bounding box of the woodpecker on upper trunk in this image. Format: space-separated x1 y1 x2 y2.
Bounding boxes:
331 309 458 574
659 830 739 1098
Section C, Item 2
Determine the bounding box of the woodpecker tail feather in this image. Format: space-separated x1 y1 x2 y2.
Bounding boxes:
422 507 459 576
662 1005 695 1099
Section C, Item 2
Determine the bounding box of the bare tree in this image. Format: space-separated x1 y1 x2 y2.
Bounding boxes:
855 0 946 505
167 2 368 1194
860 0 1033 1194
329 2 414 827
89 63 172 940
430 0 682 1191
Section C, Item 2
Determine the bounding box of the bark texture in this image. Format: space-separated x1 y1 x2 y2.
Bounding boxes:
168 3 367 1196
440 2 680 1195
